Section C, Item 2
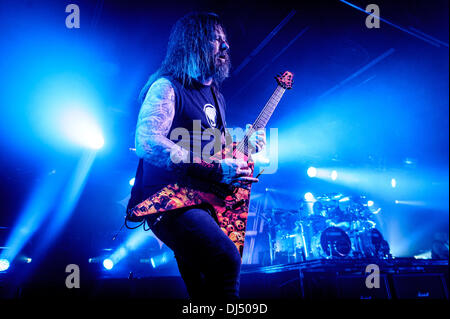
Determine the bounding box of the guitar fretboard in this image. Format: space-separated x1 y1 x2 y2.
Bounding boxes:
236 85 286 156
252 85 286 130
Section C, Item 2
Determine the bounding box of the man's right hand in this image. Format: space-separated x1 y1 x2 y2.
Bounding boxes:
220 158 259 186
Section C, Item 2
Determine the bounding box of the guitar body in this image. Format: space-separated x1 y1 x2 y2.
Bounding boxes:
128 142 254 256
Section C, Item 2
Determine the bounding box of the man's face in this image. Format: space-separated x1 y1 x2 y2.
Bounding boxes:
212 26 229 66
210 25 230 80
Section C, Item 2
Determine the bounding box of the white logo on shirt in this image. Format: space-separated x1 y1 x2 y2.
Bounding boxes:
203 104 217 128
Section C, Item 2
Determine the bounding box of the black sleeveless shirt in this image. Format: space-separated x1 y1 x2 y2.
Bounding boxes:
127 76 227 209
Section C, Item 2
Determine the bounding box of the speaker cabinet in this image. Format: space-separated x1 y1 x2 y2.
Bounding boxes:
336 274 391 299
240 270 302 298
301 272 390 299
391 273 448 299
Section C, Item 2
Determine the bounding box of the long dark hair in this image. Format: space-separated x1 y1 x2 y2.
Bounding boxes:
139 12 229 103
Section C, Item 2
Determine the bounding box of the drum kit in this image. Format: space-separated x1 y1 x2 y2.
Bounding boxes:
264 193 391 264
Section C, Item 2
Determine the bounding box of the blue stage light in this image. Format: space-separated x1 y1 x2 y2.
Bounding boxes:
129 177 135 186
58 107 105 150
331 170 338 181
29 151 97 261
0 259 10 272
304 192 314 202
150 258 156 268
31 73 106 151
103 258 114 270
391 178 397 188
307 167 317 178
0 172 64 265
108 229 150 269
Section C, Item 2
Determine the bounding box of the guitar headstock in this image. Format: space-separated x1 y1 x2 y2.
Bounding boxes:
275 71 294 89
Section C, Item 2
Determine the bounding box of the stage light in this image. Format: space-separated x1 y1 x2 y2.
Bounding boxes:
148 252 172 268
391 178 397 188
91 136 104 150
29 151 97 262
414 251 432 259
0 172 63 265
367 200 374 207
331 170 338 181
0 259 10 271
339 196 350 202
18 256 32 264
103 258 114 270
304 192 314 202
59 107 105 150
307 167 317 178
108 229 150 268
394 200 426 206
129 177 135 186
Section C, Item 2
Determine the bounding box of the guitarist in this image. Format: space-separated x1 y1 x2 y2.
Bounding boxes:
127 12 265 300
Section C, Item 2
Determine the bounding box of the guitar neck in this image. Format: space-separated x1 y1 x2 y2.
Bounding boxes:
236 85 286 155
252 85 286 130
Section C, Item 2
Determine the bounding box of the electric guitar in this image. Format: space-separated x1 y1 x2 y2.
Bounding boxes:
127 71 293 256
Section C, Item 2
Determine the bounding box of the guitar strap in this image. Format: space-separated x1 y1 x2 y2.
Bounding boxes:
127 159 144 211
210 85 225 133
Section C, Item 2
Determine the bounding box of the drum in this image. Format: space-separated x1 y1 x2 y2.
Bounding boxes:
355 228 390 258
313 196 338 217
310 227 352 258
338 196 367 220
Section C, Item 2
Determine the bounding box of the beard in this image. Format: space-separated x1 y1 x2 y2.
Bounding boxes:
210 52 231 84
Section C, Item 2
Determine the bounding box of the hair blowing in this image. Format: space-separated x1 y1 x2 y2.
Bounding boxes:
139 12 228 103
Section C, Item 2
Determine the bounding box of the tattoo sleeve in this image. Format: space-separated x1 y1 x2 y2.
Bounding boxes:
135 78 223 182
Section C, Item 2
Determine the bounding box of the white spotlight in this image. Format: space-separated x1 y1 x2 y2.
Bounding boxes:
391 178 397 188
304 192 315 202
90 135 105 150
367 200 374 207
0 259 10 271
331 170 338 181
103 258 114 270
59 107 105 150
129 177 135 186
307 167 317 178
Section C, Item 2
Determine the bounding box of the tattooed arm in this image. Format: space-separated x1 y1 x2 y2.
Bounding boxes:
135 78 187 169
